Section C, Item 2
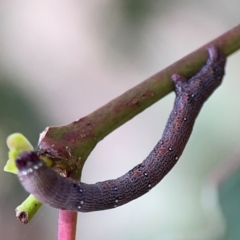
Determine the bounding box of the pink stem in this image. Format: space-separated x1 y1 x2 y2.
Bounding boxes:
58 210 78 240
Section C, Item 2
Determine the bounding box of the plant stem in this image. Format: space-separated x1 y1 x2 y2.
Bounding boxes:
58 210 78 240
39 24 240 170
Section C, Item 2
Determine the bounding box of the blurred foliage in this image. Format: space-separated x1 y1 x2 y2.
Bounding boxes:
0 77 47 142
0 76 52 240
120 0 151 24
219 170 240 240
0 75 49 198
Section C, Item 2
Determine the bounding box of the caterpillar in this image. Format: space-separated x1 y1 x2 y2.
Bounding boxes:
16 46 226 212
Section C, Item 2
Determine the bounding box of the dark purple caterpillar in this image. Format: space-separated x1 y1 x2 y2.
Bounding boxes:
16 46 226 212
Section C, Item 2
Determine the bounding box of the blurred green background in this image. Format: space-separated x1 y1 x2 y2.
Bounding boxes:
0 1 240 240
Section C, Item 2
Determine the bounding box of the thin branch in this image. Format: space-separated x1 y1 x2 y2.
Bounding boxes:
39 24 240 173
58 211 78 240
15 195 42 224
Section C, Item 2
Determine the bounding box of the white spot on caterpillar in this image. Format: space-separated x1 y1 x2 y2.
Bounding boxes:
33 162 43 170
21 170 27 175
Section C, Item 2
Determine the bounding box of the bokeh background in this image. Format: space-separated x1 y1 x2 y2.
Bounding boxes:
0 1 240 240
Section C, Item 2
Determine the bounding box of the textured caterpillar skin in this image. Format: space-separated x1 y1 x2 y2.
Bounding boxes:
16 46 226 212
